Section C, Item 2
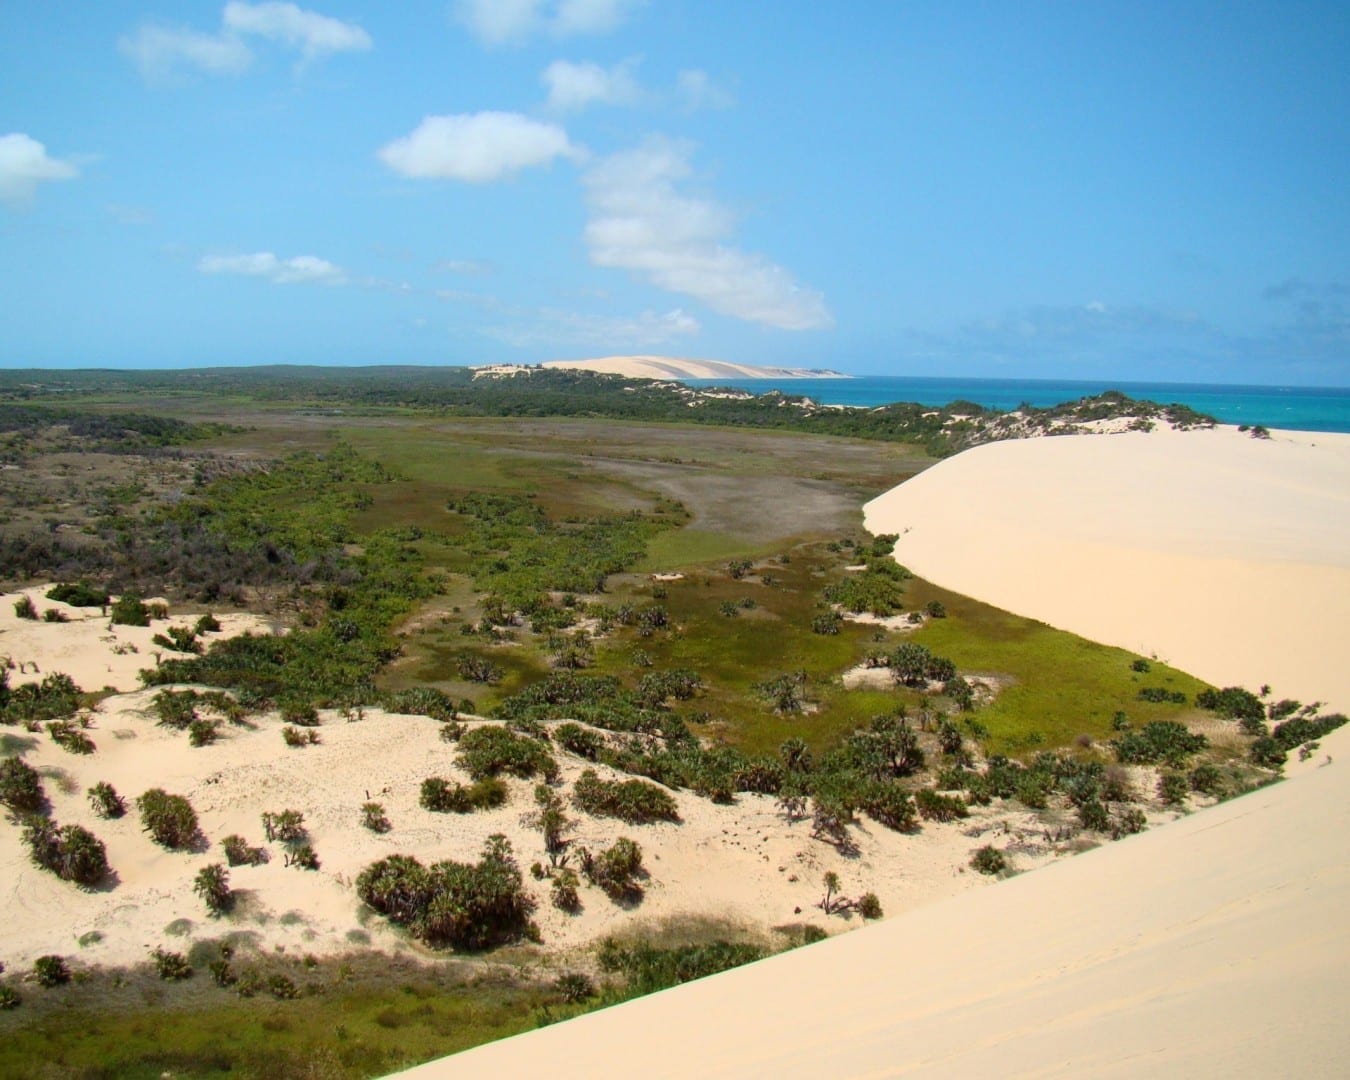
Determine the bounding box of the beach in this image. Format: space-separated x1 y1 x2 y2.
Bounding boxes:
398 421 1350 1077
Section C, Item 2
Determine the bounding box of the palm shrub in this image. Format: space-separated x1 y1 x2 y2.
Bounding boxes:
457 725 557 782
970 845 1007 875
23 818 110 885
554 722 603 760
858 782 917 832
285 844 320 870
109 593 151 627
551 867 581 912
1189 763 1224 796
573 769 680 824
152 690 198 730
151 947 192 980
87 781 126 818
581 837 645 901
261 809 306 843
420 776 508 813
1112 807 1148 837
194 613 222 634
1114 721 1208 766
856 892 883 919
137 789 200 849
14 596 38 620
1158 772 1189 805
281 725 320 747
915 788 969 822
47 719 95 755
356 835 535 950
361 801 391 833
194 863 233 915
221 834 269 866
46 582 109 607
33 955 71 987
189 718 220 747
0 756 45 812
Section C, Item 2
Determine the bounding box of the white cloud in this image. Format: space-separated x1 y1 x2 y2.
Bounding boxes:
199 251 345 284
676 69 733 111
0 133 79 206
542 58 642 111
223 2 371 60
486 306 700 347
434 258 494 275
582 137 832 331
455 0 641 44
378 112 579 183
121 3 369 79
118 24 253 80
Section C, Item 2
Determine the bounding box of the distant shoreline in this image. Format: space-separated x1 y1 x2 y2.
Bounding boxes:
540 356 851 381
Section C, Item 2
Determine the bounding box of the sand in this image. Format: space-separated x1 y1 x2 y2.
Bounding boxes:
542 356 847 380
396 423 1350 1078
0 587 1067 977
865 425 1350 713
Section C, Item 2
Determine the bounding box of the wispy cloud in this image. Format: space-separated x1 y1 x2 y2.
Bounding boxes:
0 133 79 207
121 2 369 81
675 69 733 111
582 136 831 331
542 58 643 112
378 112 580 183
485 306 700 347
434 258 495 275
455 0 643 45
199 251 345 284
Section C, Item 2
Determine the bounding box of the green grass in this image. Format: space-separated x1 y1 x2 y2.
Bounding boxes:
638 528 776 571
0 976 556 1079
904 578 1212 755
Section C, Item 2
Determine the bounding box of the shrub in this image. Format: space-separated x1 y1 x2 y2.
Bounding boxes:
811 612 842 635
420 776 508 813
1249 737 1287 769
194 613 222 634
596 938 764 996
573 769 680 824
356 835 535 950
42 609 69 623
189 718 220 747
1113 721 1208 766
34 955 71 987
384 686 459 722
1272 711 1349 751
1189 763 1224 796
194 863 233 915
285 844 320 870
582 837 645 901
915 788 968 822
554 722 603 760
457 725 557 782
1158 772 1189 805
1113 807 1148 837
858 782 917 832
261 809 305 843
221 834 269 866
151 947 192 980
856 892 883 919
13 596 37 620
0 985 19 1010
970 845 1007 875
109 594 151 627
23 819 110 885
925 600 946 618
280 701 320 726
551 867 581 912
1195 686 1264 723
152 690 198 730
1077 799 1111 832
361 801 391 833
0 756 46 812
281 725 320 748
137 789 200 849
1130 658 1151 673
555 972 595 1003
46 583 109 607
87 781 126 818
152 626 201 655
1136 687 1186 705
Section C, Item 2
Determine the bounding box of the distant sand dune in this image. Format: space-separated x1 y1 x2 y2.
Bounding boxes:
542 356 847 380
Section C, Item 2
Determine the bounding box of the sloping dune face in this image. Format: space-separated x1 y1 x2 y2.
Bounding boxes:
398 732 1350 1077
864 426 1350 713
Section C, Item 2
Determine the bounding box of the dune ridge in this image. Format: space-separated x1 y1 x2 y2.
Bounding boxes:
541 356 848 380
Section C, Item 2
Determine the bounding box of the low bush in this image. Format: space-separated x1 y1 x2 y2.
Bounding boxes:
46 583 109 607
551 867 581 912
23 819 110 885
151 947 192 980
457 725 557 782
87 781 126 818
0 756 46 812
1158 772 1189 805
193 863 233 915
109 594 151 627
914 788 968 822
970 845 1006 875
573 769 680 824
1189 763 1225 796
261 809 305 843
221 834 269 866
361 801 391 833
554 722 604 760
1113 721 1208 766
13 596 37 620
356 835 535 950
419 776 508 813
136 789 200 849
581 837 645 901
1195 686 1264 723
597 938 764 996
281 725 319 748
33 955 71 987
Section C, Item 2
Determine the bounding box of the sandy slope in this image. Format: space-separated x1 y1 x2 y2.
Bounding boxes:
398 423 1350 1078
0 587 1068 975
404 727 1350 1078
542 356 847 380
864 425 1350 713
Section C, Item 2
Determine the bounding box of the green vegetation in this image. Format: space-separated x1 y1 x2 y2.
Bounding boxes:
419 776 509 813
137 789 201 850
573 769 681 824
23 818 111 885
0 755 45 811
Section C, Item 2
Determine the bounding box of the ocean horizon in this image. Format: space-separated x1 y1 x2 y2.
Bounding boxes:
683 376 1350 434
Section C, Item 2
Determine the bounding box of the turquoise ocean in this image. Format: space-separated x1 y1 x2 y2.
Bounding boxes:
683 377 1350 434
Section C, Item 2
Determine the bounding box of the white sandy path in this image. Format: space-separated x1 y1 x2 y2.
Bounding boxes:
403 727 1350 1078
864 425 1350 713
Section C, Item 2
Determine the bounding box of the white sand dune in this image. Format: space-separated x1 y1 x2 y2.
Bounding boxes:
543 356 847 380
399 423 1350 1078
865 425 1350 713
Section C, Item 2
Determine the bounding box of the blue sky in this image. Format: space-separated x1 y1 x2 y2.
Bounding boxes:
1 1 1346 384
